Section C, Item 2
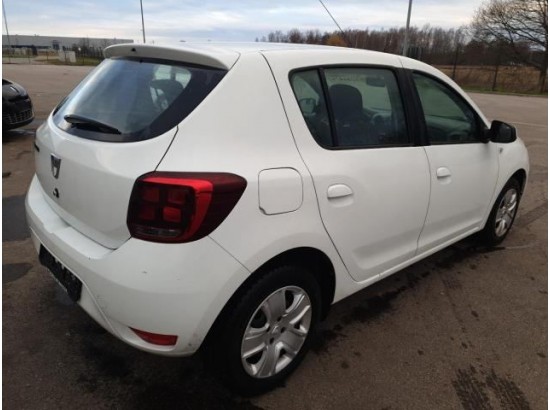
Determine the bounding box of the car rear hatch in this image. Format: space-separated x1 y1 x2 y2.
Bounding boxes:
34 44 238 249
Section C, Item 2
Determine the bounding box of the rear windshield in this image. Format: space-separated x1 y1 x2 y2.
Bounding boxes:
53 57 226 142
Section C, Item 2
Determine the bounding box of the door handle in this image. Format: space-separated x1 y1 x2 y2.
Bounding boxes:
436 167 451 178
327 184 353 199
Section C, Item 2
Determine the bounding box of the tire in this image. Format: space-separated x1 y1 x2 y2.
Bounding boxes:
206 265 321 395
479 178 521 246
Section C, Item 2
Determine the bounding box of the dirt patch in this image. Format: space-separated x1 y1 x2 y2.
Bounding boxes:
452 366 531 410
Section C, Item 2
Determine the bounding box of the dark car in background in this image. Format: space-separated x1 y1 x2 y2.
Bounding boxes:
3 79 34 131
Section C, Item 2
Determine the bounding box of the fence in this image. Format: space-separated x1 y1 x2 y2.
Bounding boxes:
437 65 544 94
2 46 105 66
406 43 546 94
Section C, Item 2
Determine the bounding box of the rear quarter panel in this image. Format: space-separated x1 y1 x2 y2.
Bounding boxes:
156 52 349 305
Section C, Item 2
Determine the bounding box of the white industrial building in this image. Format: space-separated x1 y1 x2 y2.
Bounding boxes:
2 34 133 51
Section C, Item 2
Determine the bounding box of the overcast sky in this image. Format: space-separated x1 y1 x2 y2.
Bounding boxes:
2 0 484 43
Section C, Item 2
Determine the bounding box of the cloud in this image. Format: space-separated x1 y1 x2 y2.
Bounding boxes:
2 0 482 43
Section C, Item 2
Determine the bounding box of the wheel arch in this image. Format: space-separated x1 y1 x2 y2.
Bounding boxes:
201 246 336 351
484 167 527 226
252 247 336 318
510 168 527 195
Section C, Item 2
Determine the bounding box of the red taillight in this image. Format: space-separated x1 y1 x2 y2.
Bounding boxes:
127 172 247 243
130 328 178 346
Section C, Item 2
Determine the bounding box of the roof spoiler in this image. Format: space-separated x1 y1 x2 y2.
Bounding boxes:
104 44 240 70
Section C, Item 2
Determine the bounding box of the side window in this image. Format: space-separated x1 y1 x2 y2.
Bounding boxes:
324 68 408 147
413 73 480 144
290 70 333 146
150 65 191 110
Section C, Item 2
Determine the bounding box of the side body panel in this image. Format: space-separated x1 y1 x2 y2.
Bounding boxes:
263 50 430 284
487 138 530 220
157 52 349 302
418 143 499 253
399 56 529 242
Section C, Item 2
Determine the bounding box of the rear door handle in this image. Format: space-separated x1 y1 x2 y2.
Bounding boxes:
436 167 451 178
327 184 353 199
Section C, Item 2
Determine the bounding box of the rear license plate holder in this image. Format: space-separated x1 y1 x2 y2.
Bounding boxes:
39 246 82 302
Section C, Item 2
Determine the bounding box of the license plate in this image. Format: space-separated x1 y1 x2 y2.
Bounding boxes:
15 99 31 109
39 246 82 302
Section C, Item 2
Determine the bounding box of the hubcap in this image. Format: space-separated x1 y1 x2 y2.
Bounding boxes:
241 286 312 378
495 188 518 237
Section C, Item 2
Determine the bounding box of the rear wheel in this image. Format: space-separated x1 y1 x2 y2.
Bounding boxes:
479 178 521 246
207 265 321 395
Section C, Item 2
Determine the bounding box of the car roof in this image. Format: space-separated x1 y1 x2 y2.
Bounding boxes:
104 41 424 71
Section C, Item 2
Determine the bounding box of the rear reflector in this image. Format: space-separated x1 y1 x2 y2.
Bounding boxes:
130 327 178 346
127 172 247 243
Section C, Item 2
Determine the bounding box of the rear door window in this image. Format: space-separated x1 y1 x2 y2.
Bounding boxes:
290 70 333 147
324 68 408 148
291 67 408 149
53 58 226 142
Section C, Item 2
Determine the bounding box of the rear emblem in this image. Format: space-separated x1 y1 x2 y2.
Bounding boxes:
51 154 61 179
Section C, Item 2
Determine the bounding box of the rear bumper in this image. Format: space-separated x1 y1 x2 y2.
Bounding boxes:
26 175 250 356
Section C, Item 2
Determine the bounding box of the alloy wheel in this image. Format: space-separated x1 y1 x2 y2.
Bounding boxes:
240 286 312 378
495 188 518 237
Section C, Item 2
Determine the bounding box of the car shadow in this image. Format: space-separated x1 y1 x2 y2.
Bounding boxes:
2 128 35 144
3 119 44 144
311 237 500 352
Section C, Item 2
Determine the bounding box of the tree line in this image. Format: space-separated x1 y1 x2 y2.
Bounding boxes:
258 26 493 65
258 0 547 92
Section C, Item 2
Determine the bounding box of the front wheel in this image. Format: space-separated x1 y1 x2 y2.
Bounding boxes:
207 265 321 395
479 178 521 246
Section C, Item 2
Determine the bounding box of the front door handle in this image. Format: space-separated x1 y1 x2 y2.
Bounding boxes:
327 184 353 199
436 167 451 178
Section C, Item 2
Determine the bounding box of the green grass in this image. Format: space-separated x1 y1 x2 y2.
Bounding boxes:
46 57 102 66
463 86 548 97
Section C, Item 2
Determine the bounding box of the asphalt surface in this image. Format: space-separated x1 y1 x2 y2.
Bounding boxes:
2 64 548 410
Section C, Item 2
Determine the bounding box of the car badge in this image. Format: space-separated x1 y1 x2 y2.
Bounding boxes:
51 154 62 179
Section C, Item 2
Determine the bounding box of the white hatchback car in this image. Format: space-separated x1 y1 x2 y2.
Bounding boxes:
26 42 529 393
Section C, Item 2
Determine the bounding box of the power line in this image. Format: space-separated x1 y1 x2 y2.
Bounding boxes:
318 0 352 47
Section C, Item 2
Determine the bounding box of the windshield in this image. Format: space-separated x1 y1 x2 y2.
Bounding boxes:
53 57 226 142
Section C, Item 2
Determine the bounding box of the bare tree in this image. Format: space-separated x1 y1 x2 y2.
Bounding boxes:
288 29 304 43
304 29 322 44
472 0 548 91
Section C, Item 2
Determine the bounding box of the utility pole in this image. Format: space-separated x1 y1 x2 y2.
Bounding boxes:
140 0 146 43
402 0 413 56
2 0 12 63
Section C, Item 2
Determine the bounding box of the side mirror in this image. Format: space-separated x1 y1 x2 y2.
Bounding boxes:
488 120 517 143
